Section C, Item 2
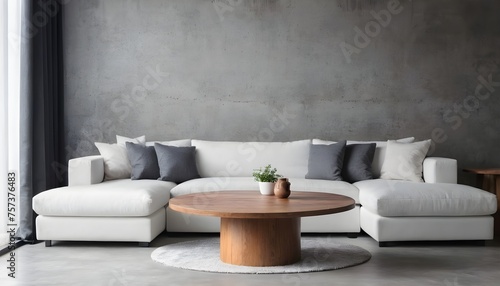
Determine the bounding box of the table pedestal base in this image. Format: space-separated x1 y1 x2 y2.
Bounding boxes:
220 217 301 266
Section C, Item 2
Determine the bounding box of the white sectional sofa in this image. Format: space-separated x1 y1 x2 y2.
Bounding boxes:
32 138 497 247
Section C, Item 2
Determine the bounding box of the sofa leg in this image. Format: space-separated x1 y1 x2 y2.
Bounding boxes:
471 240 486 246
45 240 52 247
347 232 359 238
138 242 149 247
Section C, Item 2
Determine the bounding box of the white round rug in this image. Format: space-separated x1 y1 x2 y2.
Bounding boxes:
151 237 371 274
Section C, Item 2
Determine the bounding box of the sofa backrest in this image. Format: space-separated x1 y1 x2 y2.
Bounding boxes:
192 140 311 178
145 139 192 147
312 137 414 178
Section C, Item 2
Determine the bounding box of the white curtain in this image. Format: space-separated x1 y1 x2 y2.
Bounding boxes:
0 0 21 247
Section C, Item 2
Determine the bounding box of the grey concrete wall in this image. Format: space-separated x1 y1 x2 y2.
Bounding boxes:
63 0 500 183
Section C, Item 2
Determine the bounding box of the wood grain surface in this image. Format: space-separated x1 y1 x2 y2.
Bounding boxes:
464 168 500 175
220 217 301 266
169 191 355 219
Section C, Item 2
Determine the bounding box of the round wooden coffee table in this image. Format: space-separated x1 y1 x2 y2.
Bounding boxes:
169 191 355 266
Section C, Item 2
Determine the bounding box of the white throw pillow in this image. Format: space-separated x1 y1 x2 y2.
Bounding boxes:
94 135 147 180
380 139 432 182
116 135 146 147
95 142 132 180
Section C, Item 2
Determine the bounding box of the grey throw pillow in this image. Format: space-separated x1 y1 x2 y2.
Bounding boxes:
306 140 346 181
154 143 200 183
125 142 160 180
342 143 376 183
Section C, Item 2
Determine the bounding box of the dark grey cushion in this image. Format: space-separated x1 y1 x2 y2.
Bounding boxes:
125 142 160 180
342 143 376 183
154 143 200 183
305 141 346 181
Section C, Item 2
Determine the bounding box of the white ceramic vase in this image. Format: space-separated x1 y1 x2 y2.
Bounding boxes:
258 182 275 195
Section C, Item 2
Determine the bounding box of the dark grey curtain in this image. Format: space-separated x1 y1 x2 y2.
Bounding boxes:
17 0 65 242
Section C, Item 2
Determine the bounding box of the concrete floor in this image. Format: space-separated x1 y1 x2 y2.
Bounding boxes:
1 233 499 286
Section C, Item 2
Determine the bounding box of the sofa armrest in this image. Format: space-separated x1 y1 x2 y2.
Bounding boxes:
423 157 457 184
68 156 104 186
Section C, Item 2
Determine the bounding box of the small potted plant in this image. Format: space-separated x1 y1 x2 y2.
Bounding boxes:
252 164 282 195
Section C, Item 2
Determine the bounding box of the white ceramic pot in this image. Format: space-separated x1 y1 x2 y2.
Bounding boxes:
258 182 275 196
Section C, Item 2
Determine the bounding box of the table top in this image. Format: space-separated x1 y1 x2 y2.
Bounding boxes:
168 191 355 219
463 168 500 175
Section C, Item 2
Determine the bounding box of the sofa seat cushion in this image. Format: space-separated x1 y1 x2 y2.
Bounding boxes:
356 179 497 217
33 179 175 217
170 177 359 203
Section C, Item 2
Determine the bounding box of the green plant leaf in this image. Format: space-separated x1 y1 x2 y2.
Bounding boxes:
252 164 282 182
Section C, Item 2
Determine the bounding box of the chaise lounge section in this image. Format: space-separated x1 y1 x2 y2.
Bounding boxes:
357 179 496 246
34 175 174 247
